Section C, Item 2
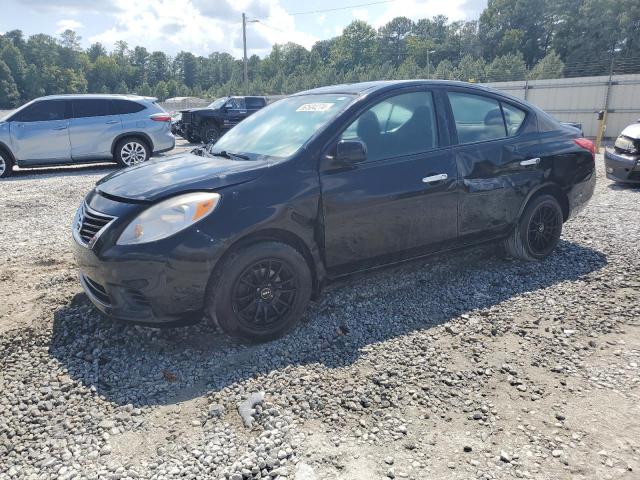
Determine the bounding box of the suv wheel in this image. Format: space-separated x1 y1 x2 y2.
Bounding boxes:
201 123 221 144
206 242 312 342
0 150 13 178
115 138 150 167
503 194 563 261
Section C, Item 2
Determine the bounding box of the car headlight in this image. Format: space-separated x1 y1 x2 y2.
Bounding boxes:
615 135 638 154
117 192 221 245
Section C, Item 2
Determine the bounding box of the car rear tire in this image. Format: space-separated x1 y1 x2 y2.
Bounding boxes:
206 242 312 342
0 150 13 178
201 123 221 144
115 138 150 167
503 194 563 261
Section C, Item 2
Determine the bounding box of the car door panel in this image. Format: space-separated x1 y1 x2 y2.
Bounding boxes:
69 99 123 160
69 116 122 159
444 89 544 241
12 120 71 163
223 98 247 129
321 150 458 270
455 133 542 239
320 88 458 274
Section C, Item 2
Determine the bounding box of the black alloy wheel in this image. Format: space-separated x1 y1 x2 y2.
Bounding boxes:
503 194 563 261
206 241 312 342
202 124 221 144
232 259 298 330
526 203 562 256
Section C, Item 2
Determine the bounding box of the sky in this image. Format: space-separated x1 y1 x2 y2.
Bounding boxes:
0 0 487 58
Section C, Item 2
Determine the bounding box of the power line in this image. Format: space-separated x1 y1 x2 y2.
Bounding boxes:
287 0 397 16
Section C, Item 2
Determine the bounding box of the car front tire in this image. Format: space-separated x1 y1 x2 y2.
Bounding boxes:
114 138 150 167
201 123 221 144
206 241 313 342
0 150 13 178
503 194 564 261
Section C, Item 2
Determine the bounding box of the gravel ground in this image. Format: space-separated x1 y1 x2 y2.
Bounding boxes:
1 146 639 480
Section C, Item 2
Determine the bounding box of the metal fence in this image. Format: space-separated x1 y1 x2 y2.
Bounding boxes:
484 74 640 138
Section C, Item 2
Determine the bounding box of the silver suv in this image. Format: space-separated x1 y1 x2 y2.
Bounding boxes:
0 94 175 178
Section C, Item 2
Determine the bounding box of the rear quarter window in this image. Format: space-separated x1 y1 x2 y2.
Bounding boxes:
501 102 527 136
110 100 145 115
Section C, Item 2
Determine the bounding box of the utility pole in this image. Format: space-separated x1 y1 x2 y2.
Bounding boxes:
426 49 436 79
242 12 248 93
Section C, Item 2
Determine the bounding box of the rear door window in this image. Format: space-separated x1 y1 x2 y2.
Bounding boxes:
110 100 145 115
13 100 68 122
246 97 266 109
448 92 507 144
72 99 110 118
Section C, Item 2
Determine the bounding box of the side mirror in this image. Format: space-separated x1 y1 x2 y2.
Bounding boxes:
336 139 367 165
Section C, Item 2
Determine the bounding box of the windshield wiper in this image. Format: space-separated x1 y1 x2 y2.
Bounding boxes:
210 150 250 160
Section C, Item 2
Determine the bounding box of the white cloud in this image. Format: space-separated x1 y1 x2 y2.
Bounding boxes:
56 19 84 34
373 0 480 28
352 8 369 21
318 13 327 25
88 0 316 57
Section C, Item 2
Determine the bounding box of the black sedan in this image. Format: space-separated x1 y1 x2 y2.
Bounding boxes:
73 80 596 342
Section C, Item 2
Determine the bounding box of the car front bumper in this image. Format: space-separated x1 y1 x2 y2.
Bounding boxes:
73 229 216 326
604 148 640 183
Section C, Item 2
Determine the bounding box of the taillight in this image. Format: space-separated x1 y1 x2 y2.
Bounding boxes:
150 113 172 122
574 137 595 155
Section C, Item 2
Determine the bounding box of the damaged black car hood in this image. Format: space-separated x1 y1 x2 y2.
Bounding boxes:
96 153 269 202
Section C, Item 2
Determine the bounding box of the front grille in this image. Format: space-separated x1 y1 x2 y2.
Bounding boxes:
82 275 111 306
181 111 192 124
78 204 115 245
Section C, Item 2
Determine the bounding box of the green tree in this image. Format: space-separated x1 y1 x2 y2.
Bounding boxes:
456 54 487 82
0 44 26 98
378 17 414 67
479 0 547 66
0 59 20 107
434 59 456 79
173 51 199 88
87 55 119 92
87 42 107 62
147 51 170 84
485 52 527 81
528 50 564 79
330 20 377 72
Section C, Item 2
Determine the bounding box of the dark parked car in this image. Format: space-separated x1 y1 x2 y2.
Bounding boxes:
73 80 596 342
604 121 640 183
179 96 267 144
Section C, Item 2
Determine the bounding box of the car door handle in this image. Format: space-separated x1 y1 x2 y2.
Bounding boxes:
53 125 68 130
520 157 540 166
106 120 119 124
422 173 448 183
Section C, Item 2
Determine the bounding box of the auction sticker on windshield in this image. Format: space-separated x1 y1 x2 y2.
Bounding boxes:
296 103 335 112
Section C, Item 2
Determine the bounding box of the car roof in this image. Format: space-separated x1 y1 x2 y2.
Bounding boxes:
292 79 519 99
35 94 155 102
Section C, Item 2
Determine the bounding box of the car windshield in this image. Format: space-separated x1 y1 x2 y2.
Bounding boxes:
212 94 355 159
207 97 228 109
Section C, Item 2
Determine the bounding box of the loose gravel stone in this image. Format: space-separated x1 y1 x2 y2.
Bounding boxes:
1 151 639 478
